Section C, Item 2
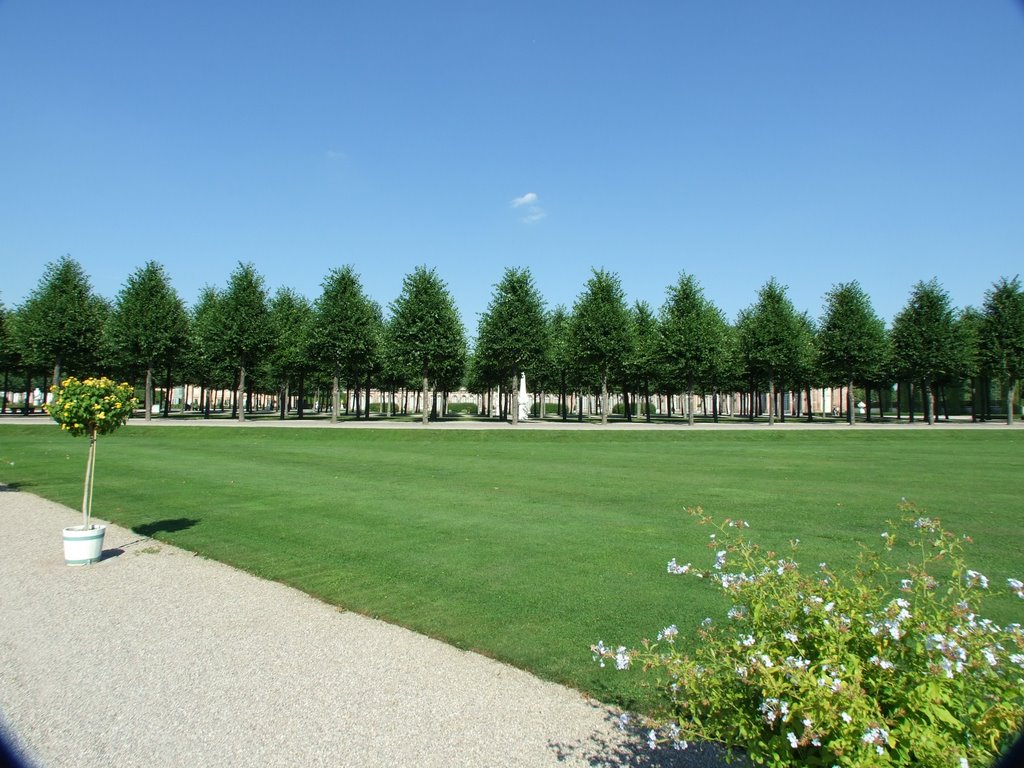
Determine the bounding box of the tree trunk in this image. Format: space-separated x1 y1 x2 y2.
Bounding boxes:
687 377 695 426
1 369 8 413
164 366 173 417
624 389 632 422
848 378 855 425
365 378 372 420
421 374 430 425
1008 382 1016 426
511 374 520 425
600 373 609 425
331 374 340 424
51 359 62 398
767 377 775 426
806 386 813 422
144 366 154 422
235 368 245 422
925 382 934 425
907 382 914 423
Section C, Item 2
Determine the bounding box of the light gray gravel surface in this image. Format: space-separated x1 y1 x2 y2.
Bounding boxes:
0 488 736 768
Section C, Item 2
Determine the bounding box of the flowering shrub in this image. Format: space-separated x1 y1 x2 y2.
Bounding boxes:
46 376 137 437
592 504 1024 767
46 376 137 529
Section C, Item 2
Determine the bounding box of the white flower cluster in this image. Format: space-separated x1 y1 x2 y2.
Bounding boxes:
591 640 628 669
913 516 939 531
657 624 678 642
783 655 810 672
666 558 690 575
867 598 912 641
869 654 895 670
1009 577 1024 599
925 632 967 678
965 570 989 589
759 697 790 726
861 726 890 755
727 605 747 620
615 646 630 670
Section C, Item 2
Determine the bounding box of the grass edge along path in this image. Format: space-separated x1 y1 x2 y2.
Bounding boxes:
1 424 1021 712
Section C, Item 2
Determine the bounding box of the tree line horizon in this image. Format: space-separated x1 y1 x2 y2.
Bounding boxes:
1 256 1022 426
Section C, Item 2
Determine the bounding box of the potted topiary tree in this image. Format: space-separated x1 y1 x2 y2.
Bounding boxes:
46 376 138 565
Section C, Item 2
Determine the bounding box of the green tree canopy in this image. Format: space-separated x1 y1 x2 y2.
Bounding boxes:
387 266 466 424
737 279 804 425
625 301 660 422
106 261 189 420
268 287 315 419
10 256 107 390
816 281 887 423
313 266 380 422
474 267 547 423
659 273 729 425
219 263 272 421
568 269 631 424
890 279 964 424
980 276 1024 424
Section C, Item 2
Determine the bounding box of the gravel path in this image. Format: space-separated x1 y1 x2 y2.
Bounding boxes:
0 488 734 768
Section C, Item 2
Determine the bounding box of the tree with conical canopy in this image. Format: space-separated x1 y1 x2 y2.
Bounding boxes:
737 279 803 426
817 281 887 425
568 269 631 425
106 261 189 421
387 266 466 425
218 263 273 422
312 266 379 423
10 255 107 393
980 276 1024 425
659 273 727 426
268 287 315 420
474 267 547 424
891 279 963 425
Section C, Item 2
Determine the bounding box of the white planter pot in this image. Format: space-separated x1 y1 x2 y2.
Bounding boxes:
63 525 106 566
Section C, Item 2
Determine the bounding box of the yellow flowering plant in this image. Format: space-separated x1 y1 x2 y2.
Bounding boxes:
46 377 138 529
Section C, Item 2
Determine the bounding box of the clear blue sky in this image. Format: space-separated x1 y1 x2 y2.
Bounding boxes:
2 1 1022 333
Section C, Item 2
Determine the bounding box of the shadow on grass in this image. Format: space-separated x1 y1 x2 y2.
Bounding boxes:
0 482 31 492
132 518 201 537
548 708 749 767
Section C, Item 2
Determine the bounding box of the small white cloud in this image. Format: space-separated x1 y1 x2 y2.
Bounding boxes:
511 192 538 208
511 191 545 223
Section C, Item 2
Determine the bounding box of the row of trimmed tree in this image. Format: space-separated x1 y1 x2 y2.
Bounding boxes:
2 256 1022 425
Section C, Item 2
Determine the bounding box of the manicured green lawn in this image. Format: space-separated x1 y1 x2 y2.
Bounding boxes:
1 423 1022 711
